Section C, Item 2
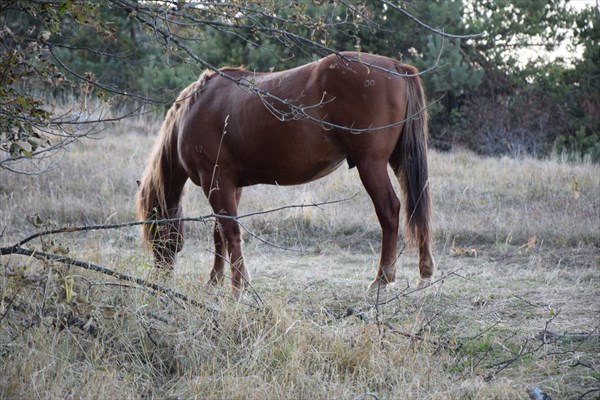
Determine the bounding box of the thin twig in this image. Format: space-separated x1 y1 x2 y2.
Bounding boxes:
379 1 485 40
375 267 466 307
576 387 600 400
0 195 356 254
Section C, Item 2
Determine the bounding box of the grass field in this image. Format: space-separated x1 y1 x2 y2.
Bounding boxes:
1 123 599 399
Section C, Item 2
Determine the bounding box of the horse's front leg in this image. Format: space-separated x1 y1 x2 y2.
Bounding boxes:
208 222 226 285
205 185 248 298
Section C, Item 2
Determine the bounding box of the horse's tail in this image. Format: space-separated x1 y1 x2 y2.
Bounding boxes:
390 64 432 247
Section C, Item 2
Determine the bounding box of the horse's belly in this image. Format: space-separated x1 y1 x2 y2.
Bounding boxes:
238 153 345 186
235 131 346 186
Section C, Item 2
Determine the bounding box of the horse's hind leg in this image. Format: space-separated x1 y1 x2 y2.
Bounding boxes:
418 236 435 288
356 162 401 291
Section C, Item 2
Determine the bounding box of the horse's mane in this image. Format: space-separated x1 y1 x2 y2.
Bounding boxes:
135 69 222 239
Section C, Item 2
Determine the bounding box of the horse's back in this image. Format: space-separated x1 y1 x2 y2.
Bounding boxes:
177 52 410 187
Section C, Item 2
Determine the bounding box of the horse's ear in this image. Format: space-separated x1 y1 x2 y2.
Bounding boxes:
136 180 141 187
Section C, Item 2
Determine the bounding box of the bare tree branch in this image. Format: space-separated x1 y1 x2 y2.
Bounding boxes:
379 0 486 40
0 195 355 255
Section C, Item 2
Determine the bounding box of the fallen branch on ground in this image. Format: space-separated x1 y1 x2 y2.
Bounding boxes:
3 245 218 313
536 328 599 343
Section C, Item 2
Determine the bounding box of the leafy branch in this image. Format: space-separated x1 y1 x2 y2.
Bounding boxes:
1 0 485 173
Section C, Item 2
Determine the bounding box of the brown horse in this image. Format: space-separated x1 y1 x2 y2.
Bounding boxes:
135 51 434 297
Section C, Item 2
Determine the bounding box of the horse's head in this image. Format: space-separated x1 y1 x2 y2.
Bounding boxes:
136 176 185 271
148 213 184 270
135 76 191 272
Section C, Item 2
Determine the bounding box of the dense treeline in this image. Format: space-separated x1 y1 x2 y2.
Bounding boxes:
1 0 598 165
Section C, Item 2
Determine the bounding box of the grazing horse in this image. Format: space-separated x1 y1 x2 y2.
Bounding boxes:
135 51 434 297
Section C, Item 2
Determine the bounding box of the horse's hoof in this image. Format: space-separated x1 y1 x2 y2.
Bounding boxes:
231 285 247 301
149 268 172 282
416 277 432 289
206 276 225 288
366 280 394 305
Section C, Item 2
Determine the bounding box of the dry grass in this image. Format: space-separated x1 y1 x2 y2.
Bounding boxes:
0 121 598 399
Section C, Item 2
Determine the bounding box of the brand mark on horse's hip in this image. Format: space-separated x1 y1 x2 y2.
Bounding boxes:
365 79 376 87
